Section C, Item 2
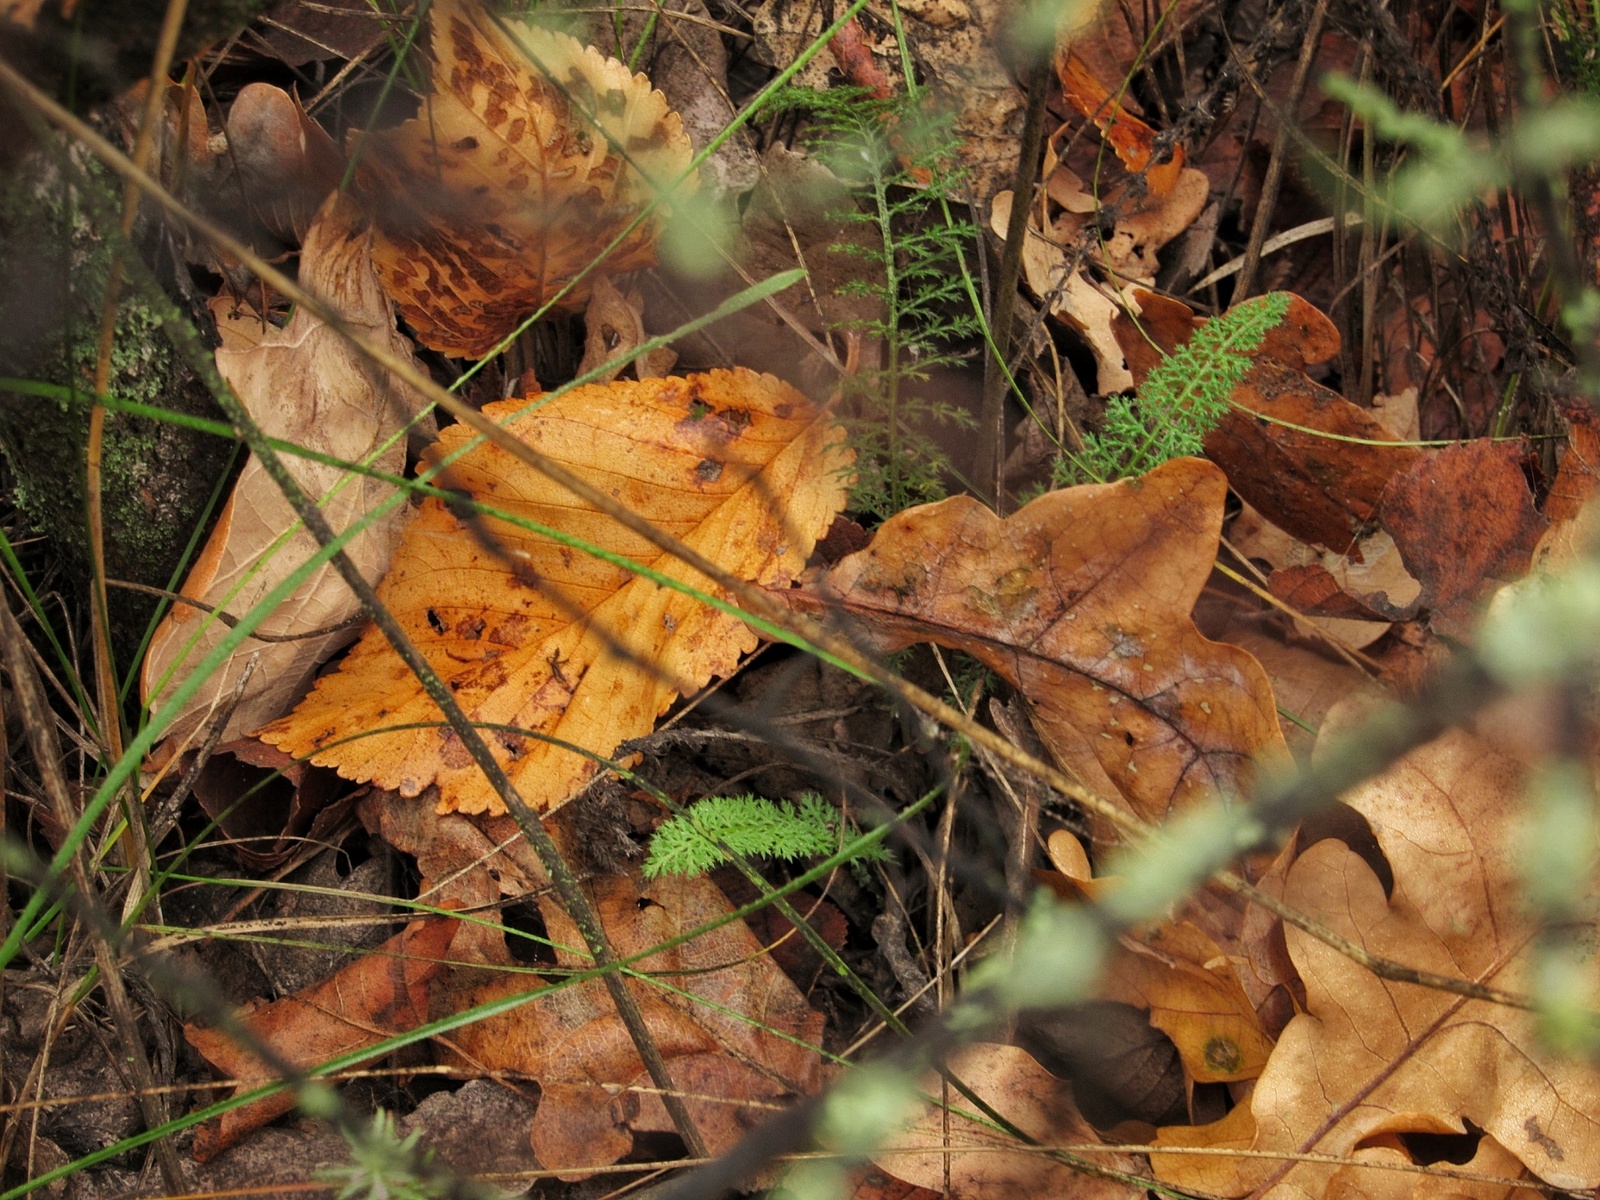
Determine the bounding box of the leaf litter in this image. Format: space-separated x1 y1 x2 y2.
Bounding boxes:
7 0 1600 1197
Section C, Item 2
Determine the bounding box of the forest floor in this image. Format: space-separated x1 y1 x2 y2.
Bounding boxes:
2 0 1599 1197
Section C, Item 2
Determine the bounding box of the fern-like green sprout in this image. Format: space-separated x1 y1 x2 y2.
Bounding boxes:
758 85 981 518
1057 291 1293 485
644 793 889 878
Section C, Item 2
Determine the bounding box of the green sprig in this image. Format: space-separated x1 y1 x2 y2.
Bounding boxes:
644 793 890 878
1061 291 1293 484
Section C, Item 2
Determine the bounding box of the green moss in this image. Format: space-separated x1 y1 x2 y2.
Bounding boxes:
0 146 236 653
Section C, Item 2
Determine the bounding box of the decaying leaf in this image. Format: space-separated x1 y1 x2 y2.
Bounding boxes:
1367 439 1547 637
442 870 824 1176
870 1043 1147 1199
1164 719 1600 1198
990 153 1208 395
353 0 696 358
1103 918 1275 1085
141 196 430 759
787 457 1286 826
1037 830 1278 1087
185 914 459 1162
259 369 850 817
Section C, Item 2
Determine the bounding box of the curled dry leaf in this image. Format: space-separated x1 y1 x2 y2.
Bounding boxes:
224 82 345 244
259 368 850 817
185 914 459 1162
870 1042 1147 1199
141 196 429 759
1158 718 1600 1198
442 870 824 1177
353 0 695 358
786 457 1286 826
990 163 1207 395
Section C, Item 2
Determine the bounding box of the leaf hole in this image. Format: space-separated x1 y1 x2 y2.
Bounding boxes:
425 607 447 634
501 900 558 966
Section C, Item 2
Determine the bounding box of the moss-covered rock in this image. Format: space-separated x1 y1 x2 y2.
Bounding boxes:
0 145 237 655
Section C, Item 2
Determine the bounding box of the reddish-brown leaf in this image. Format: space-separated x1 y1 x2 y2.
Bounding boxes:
1206 360 1421 554
185 915 459 1161
441 871 824 1177
1373 438 1546 637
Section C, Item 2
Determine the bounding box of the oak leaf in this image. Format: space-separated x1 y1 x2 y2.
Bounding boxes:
185 914 459 1162
259 369 850 817
352 0 696 358
788 457 1286 826
141 196 429 758
442 870 824 1177
870 1043 1146 1199
1185 719 1600 1198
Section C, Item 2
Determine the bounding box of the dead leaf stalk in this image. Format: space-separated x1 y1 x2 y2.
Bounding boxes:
973 58 1052 506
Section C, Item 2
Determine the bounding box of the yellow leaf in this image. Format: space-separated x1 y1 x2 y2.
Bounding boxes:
353 0 696 358
257 369 850 817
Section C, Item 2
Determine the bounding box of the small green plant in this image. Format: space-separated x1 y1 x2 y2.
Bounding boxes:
644 792 890 878
319 1110 450 1200
1056 291 1293 485
761 85 981 519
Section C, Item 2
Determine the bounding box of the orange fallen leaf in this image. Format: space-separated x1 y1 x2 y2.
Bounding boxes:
1104 917 1275 1085
1055 49 1184 196
352 0 696 357
142 196 429 759
786 457 1286 826
259 369 850 817
185 914 459 1162
1216 717 1600 1197
442 870 824 1177
871 1042 1146 1199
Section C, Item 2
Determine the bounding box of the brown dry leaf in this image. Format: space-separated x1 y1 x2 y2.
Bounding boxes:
870 1043 1147 1199
224 83 345 244
1208 720 1600 1198
353 0 696 358
990 188 1133 394
1372 439 1547 638
1109 290 1414 556
789 457 1285 826
141 196 429 759
1263 441 1547 640
577 275 676 383
1037 831 1276 1085
259 368 850 817
991 165 1208 395
1206 360 1420 556
443 870 824 1177
185 914 459 1162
